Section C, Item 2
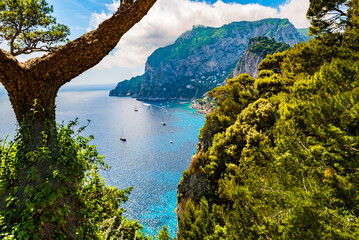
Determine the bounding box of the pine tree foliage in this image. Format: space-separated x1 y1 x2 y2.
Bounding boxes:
307 0 350 36
158 225 171 240
0 0 70 56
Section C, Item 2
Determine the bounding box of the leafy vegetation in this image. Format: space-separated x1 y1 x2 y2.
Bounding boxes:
0 120 150 239
307 0 350 36
178 1 359 239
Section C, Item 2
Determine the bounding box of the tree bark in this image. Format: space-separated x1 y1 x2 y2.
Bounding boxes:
0 0 157 238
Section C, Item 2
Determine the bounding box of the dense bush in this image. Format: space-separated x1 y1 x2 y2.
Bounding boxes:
248 36 290 58
0 120 150 239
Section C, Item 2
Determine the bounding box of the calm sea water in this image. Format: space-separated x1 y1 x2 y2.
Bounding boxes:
0 88 205 237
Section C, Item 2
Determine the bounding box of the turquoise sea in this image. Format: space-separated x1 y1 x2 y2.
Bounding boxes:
0 87 205 237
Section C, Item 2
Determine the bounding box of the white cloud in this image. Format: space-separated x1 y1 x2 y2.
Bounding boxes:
279 0 310 29
87 10 111 32
88 0 310 70
105 0 121 12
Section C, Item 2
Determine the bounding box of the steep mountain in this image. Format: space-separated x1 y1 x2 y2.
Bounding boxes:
110 18 308 100
109 75 142 97
229 36 290 79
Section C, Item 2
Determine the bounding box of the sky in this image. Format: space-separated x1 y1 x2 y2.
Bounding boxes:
1 0 310 87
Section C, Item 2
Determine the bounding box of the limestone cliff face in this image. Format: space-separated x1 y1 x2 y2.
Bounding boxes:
110 18 308 101
177 171 208 223
230 36 291 79
232 50 263 78
176 171 210 239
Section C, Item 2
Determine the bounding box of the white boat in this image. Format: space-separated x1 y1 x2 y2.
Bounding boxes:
120 128 126 141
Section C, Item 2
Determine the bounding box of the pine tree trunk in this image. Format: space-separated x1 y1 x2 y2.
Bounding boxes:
8 81 57 150
5 79 79 238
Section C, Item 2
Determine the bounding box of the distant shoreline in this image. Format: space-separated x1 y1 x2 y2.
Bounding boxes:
190 102 212 115
1 84 117 94
59 84 115 92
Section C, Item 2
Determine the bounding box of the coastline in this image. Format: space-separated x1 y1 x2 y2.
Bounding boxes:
190 102 213 115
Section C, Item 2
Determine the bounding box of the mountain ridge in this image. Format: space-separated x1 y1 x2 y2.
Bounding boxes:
110 18 309 101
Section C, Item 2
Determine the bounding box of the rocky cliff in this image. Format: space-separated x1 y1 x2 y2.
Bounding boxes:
110 18 308 100
230 36 290 79
231 48 263 79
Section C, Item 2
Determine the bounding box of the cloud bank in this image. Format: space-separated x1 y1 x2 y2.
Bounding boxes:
279 0 310 28
88 0 310 70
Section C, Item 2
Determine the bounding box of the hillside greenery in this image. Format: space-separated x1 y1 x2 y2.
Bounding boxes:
111 18 308 101
110 75 143 97
248 36 290 58
179 0 359 239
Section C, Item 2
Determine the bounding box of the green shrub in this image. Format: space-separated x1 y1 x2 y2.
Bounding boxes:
0 120 150 239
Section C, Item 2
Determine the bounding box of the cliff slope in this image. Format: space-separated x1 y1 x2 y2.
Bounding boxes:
109 75 142 97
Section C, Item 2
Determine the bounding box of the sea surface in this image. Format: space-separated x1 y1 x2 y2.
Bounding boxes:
0 87 205 237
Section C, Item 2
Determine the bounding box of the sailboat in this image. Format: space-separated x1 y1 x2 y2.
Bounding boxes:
134 106 138 112
120 128 127 141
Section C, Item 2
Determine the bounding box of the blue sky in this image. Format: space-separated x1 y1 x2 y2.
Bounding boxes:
3 0 310 87
205 0 286 7
48 0 290 39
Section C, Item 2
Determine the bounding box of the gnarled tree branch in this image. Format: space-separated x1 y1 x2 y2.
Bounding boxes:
25 0 156 89
0 48 24 89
